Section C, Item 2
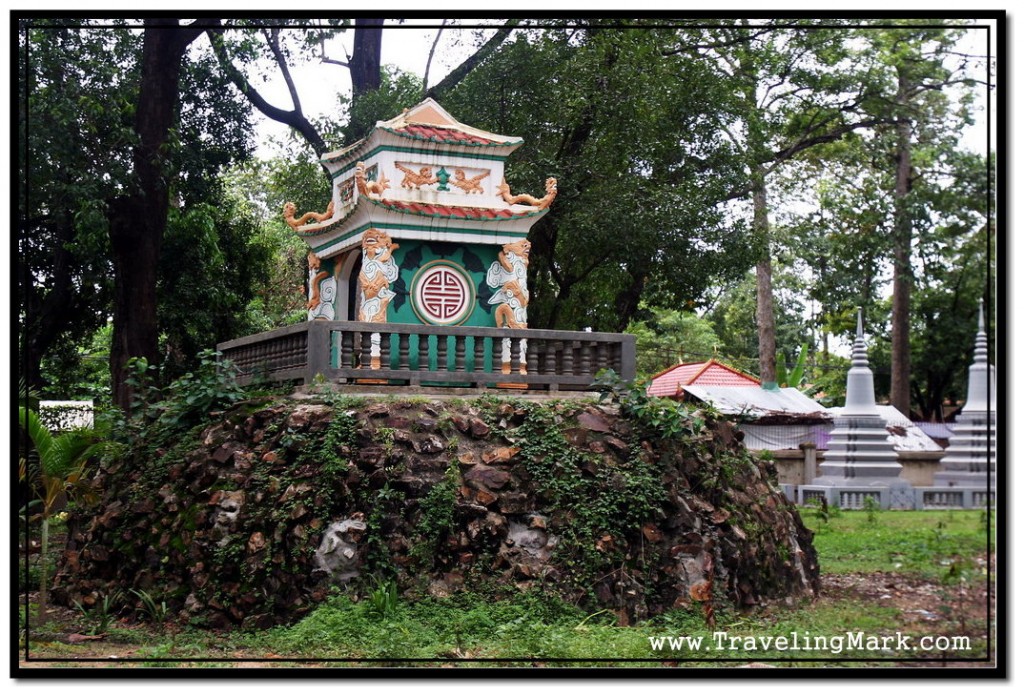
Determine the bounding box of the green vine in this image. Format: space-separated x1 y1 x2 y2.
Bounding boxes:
510 403 666 601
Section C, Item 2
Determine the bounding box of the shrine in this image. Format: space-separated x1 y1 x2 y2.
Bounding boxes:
219 99 635 390
285 98 553 333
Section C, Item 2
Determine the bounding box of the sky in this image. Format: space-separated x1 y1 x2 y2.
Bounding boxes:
248 18 995 161
248 19 499 156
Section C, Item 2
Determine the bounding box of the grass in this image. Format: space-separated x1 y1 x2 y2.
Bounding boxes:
20 510 996 668
220 511 995 666
803 508 995 578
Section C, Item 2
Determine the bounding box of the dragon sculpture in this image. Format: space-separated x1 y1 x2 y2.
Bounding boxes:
452 169 488 194
487 239 531 331
306 251 336 320
355 161 391 198
492 281 529 330
395 163 438 189
283 200 335 230
496 177 558 209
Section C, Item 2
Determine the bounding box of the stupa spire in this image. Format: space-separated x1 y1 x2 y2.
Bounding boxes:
814 306 903 486
934 298 997 489
842 307 878 416
962 300 994 413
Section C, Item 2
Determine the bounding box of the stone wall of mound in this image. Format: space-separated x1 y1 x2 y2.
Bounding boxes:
54 396 818 629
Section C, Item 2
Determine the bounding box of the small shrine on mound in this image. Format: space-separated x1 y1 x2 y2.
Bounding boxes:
282 99 555 340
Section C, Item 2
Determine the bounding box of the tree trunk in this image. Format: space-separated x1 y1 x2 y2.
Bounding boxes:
109 196 163 409
351 18 383 98
738 41 776 387
37 516 49 625
890 69 914 416
109 21 198 409
612 268 649 333
752 166 776 384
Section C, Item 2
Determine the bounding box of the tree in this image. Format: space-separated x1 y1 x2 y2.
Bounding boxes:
107 20 219 409
17 21 131 391
668 20 891 383
859 22 980 416
706 269 811 377
779 23 987 415
895 151 991 419
208 19 520 160
18 407 103 623
445 23 754 332
626 307 722 379
19 19 258 407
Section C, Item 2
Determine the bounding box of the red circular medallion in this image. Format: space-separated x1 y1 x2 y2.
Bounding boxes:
412 261 475 325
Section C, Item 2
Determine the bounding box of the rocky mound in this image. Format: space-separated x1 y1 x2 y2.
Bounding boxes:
54 395 818 629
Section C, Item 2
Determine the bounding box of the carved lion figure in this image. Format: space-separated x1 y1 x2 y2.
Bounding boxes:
452 169 487 194
498 239 531 273
395 163 438 189
358 229 400 323
306 251 331 311
494 281 529 329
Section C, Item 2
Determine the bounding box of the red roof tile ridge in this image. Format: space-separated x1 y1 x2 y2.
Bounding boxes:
373 198 537 219
700 359 760 384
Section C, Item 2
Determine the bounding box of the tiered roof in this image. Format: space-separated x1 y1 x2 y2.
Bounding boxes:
289 99 549 253
368 199 544 221
320 99 523 166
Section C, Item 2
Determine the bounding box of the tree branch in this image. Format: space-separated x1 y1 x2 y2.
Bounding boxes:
422 19 447 96
766 118 892 177
264 27 304 117
206 26 328 156
320 31 350 68
661 27 775 55
714 117 894 202
424 19 521 101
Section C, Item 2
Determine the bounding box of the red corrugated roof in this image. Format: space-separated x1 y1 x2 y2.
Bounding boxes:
372 199 541 220
392 124 508 146
647 359 760 397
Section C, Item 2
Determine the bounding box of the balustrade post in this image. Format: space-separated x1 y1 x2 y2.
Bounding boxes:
305 321 331 383
398 333 411 370
619 333 637 381
454 336 467 372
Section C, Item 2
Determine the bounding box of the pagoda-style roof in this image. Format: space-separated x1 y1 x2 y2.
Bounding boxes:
286 98 554 257
320 98 522 166
647 359 761 397
292 196 544 238
368 199 545 221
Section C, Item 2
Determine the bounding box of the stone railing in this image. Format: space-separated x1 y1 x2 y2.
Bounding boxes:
216 321 636 392
789 484 993 510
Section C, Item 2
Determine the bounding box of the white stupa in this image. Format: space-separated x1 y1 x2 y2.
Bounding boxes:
814 309 903 485
934 300 997 488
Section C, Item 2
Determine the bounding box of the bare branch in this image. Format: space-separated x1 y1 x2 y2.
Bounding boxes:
424 19 521 101
766 118 892 177
422 19 447 97
715 117 893 202
264 27 304 116
320 31 351 68
661 27 775 56
206 27 327 156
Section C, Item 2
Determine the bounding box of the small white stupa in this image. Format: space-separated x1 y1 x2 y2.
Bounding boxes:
934 300 997 488
814 309 904 485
